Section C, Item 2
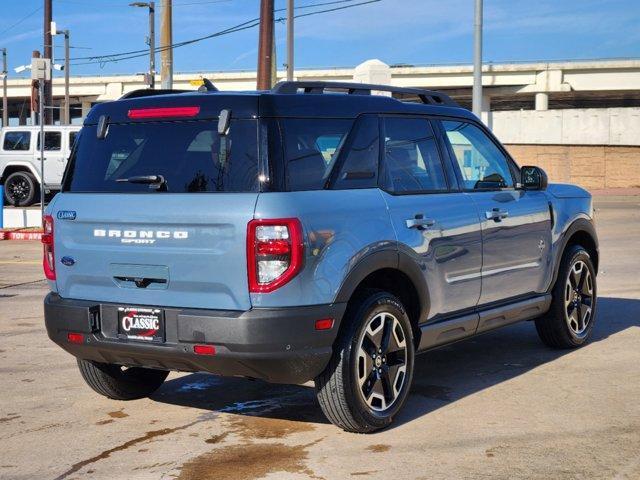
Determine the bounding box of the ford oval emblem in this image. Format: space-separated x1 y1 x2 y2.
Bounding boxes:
61 256 76 267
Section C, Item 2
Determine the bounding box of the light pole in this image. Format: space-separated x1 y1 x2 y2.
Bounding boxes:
52 28 70 124
286 0 294 81
130 2 156 89
1 48 7 128
472 0 483 118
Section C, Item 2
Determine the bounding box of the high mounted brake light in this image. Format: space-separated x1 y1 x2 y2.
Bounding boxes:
42 215 56 280
127 106 200 119
247 218 304 293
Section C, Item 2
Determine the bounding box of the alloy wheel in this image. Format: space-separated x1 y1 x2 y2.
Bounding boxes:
6 176 31 203
564 260 594 335
356 312 407 412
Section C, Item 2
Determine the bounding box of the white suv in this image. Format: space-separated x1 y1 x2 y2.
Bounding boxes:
0 125 81 206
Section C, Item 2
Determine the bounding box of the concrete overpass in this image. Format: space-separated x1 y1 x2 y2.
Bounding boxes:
1 58 639 189
2 58 639 122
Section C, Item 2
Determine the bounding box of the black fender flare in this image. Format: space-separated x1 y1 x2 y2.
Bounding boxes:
549 218 599 291
334 247 430 324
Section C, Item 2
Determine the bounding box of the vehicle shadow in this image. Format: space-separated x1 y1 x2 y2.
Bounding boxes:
151 296 640 429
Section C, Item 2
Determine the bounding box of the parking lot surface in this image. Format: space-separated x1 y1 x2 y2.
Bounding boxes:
0 197 639 480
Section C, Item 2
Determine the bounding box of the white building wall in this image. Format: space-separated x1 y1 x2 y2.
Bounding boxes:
492 108 640 146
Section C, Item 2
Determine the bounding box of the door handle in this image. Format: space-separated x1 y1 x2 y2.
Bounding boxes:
406 215 436 229
485 208 509 221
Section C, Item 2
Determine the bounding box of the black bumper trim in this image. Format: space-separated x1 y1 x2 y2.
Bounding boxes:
44 293 346 384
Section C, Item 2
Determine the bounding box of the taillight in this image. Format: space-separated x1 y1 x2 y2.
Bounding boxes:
127 106 200 120
247 218 303 293
42 215 55 280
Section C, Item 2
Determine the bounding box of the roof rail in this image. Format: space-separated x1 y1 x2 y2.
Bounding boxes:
271 81 458 107
120 89 191 100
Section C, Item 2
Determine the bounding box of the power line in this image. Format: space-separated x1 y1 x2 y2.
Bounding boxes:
54 0 232 7
70 0 363 61
0 5 43 39
70 0 379 66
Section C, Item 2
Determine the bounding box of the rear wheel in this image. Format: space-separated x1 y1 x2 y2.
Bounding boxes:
77 359 169 400
315 289 415 433
535 245 597 348
3 171 39 207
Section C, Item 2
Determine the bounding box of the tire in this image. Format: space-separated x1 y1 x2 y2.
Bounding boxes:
315 289 415 433
3 171 38 207
535 245 597 348
77 359 169 400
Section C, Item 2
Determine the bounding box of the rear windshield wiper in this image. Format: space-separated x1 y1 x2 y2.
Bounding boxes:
116 175 168 191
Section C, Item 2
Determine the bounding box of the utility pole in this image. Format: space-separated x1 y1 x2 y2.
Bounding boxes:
286 0 294 81
30 50 41 126
148 2 156 89
1 49 7 128
43 0 53 124
160 0 173 89
130 2 156 89
256 0 274 90
63 30 70 124
472 0 483 118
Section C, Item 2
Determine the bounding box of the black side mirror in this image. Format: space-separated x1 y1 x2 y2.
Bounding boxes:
521 166 548 190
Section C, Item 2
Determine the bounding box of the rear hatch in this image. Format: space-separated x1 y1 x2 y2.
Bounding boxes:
51 95 261 311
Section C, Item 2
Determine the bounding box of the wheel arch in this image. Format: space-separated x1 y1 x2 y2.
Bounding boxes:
550 218 599 292
0 162 41 184
334 249 429 347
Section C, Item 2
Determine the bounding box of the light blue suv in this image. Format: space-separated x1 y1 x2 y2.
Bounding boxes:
43 81 599 432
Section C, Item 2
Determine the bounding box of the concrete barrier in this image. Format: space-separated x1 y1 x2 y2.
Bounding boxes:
2 208 42 229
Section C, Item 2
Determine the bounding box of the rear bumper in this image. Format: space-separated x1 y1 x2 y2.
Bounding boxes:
44 293 346 384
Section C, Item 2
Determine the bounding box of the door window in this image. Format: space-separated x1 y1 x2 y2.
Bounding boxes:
381 117 447 193
37 131 62 151
3 131 31 151
441 120 514 190
279 118 354 191
69 131 78 149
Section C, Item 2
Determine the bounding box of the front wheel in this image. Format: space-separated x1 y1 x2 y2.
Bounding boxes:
77 359 169 400
315 289 415 433
535 245 597 348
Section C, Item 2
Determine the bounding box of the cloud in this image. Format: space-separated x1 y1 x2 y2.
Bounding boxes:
0 28 40 46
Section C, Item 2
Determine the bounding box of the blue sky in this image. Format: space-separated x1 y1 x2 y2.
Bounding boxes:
0 0 638 78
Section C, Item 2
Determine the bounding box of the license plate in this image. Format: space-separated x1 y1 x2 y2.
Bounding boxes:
117 306 164 343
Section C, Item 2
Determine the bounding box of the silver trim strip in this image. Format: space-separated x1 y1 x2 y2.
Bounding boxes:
447 261 540 284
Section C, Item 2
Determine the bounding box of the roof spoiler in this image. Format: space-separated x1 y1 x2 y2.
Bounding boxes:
119 89 191 100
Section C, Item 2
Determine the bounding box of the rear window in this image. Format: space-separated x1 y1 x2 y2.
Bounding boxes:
3 131 31 151
63 120 259 193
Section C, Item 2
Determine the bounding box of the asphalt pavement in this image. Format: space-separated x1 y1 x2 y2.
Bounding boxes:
0 197 638 480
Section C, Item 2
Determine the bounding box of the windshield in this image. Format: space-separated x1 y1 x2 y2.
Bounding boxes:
63 119 259 193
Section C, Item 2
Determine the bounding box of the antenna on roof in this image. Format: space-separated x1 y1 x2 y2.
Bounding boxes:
198 78 219 92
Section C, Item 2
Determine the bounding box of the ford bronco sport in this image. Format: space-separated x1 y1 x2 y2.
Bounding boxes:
43 81 599 433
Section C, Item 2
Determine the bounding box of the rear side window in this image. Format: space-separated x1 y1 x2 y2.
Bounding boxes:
69 131 78 148
63 119 259 193
280 118 353 191
3 131 31 151
381 117 448 193
38 131 62 151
